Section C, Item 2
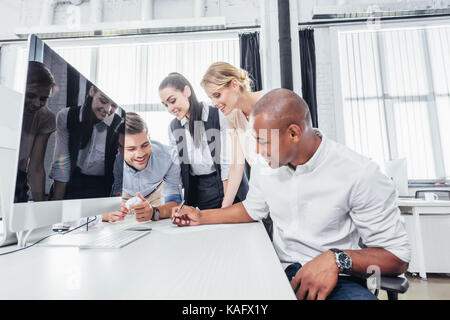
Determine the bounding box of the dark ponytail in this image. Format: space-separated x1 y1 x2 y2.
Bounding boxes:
80 84 100 149
159 72 203 148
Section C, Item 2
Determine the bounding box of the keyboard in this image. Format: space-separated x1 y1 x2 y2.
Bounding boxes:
36 227 151 249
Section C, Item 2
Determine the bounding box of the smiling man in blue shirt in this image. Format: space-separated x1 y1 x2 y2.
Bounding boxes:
103 112 182 223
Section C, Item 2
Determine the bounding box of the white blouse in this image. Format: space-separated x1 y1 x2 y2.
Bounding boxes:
168 102 232 181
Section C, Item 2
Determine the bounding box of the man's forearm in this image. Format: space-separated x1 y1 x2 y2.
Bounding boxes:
158 202 179 219
345 247 408 276
200 202 255 224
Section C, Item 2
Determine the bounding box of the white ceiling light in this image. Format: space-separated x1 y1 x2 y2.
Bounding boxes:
15 17 227 39
312 0 450 20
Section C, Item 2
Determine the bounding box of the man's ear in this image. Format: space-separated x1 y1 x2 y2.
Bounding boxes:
288 124 302 142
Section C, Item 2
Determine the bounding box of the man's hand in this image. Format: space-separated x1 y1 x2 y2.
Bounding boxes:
120 202 129 215
102 201 129 222
130 192 153 222
171 205 201 226
102 211 127 222
290 250 340 300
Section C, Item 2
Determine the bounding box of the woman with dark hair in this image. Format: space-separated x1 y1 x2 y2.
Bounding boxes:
15 61 57 202
49 84 122 200
159 72 248 210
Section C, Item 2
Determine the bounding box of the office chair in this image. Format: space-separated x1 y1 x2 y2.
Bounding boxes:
415 190 450 200
376 275 409 300
358 238 409 300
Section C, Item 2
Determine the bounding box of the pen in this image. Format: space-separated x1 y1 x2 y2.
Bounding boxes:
172 200 185 223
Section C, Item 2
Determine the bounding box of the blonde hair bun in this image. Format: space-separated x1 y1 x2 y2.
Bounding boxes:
201 61 253 93
238 68 251 92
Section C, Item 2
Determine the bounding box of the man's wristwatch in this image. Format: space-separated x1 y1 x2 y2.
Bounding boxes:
330 248 352 274
151 207 160 221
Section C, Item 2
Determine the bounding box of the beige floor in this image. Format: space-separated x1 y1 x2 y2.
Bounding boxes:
378 273 450 300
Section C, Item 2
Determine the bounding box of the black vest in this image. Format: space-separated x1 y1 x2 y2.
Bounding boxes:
67 106 122 196
170 106 249 206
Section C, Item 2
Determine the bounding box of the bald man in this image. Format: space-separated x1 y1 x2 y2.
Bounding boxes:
172 89 410 300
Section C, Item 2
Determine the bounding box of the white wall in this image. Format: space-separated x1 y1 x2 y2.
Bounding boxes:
0 0 23 40
0 0 263 95
0 0 261 40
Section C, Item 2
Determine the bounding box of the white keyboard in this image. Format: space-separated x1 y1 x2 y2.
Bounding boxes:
37 228 151 249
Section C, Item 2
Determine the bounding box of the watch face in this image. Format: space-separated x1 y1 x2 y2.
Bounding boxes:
338 253 351 269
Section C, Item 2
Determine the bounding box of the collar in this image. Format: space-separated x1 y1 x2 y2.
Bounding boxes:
124 160 139 174
286 129 327 175
180 103 209 127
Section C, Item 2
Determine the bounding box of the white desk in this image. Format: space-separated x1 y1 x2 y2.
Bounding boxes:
0 218 296 300
398 199 450 280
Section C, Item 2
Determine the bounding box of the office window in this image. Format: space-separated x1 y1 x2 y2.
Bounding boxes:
336 24 450 181
53 46 92 81
0 44 28 92
55 35 240 145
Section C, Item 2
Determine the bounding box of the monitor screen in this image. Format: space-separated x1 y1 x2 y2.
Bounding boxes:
14 34 125 204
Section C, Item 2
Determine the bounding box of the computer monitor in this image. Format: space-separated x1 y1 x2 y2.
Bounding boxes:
384 158 409 197
0 85 24 246
0 34 124 247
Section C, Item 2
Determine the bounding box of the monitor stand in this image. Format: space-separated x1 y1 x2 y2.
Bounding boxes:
10 196 121 248
12 199 84 248
0 191 18 247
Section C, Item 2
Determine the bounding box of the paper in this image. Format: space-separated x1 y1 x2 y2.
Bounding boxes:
150 222 237 234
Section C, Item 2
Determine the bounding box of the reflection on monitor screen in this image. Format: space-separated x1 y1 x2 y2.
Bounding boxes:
15 36 124 204
1 35 125 245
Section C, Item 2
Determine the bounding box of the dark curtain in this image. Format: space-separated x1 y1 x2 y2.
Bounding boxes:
240 32 273 240
239 31 263 180
299 28 318 128
239 32 262 92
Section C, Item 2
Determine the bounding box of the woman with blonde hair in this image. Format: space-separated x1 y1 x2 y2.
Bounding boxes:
160 72 248 210
201 61 266 208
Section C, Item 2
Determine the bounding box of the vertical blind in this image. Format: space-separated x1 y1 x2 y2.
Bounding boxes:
53 35 240 145
337 24 450 181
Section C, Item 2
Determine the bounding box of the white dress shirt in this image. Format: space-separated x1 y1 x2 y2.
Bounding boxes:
242 130 411 269
168 102 231 181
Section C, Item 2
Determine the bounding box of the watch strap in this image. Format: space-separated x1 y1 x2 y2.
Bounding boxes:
151 207 160 221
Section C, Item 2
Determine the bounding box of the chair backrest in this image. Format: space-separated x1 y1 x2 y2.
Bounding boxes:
415 190 450 200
